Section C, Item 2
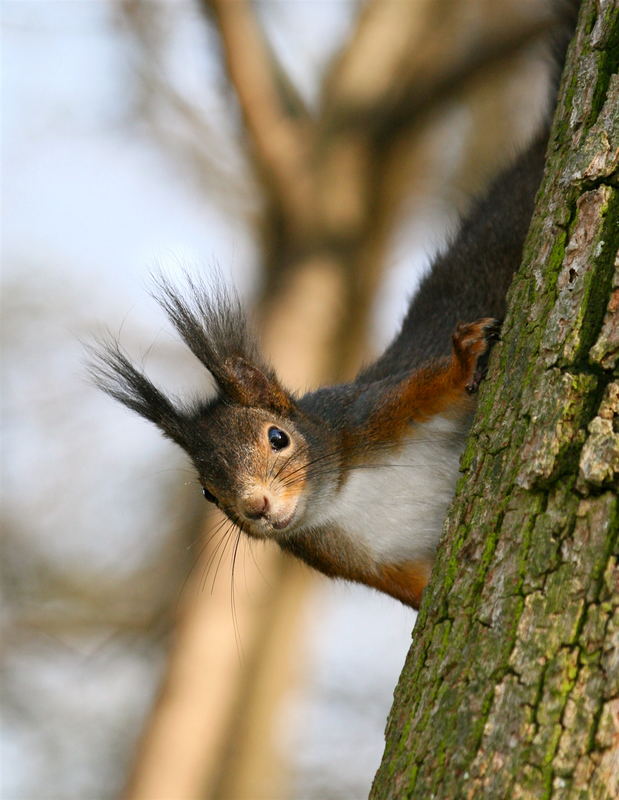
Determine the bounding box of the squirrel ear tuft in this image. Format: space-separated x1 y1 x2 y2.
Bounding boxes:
223 358 293 414
88 339 189 448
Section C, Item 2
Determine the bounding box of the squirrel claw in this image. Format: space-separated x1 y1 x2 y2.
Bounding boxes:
453 317 501 394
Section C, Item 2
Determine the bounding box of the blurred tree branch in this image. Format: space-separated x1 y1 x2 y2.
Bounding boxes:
118 0 251 208
204 0 312 231
322 0 555 135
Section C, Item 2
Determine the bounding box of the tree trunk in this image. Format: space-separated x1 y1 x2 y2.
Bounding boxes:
371 2 618 799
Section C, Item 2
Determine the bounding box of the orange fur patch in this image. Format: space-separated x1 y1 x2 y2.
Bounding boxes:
283 524 432 609
366 560 433 609
360 318 495 447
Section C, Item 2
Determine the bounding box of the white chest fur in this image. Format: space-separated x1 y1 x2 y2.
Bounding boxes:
313 415 469 566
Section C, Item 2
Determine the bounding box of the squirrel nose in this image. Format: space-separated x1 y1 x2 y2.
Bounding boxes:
242 494 270 520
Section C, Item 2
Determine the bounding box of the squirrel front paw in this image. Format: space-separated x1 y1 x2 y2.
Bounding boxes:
452 318 501 394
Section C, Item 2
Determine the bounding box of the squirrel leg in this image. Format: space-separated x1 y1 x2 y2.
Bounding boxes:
363 317 500 443
452 317 501 394
337 319 500 608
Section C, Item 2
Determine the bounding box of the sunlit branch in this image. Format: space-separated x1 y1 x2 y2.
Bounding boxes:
202 0 313 229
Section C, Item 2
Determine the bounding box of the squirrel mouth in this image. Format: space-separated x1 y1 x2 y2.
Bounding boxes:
240 507 297 538
239 493 301 536
271 509 296 530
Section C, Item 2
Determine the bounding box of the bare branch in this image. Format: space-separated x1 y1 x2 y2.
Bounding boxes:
322 0 556 138
203 0 314 230
117 0 252 209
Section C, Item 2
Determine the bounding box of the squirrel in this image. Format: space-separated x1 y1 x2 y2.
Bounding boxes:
91 137 543 609
92 5 577 609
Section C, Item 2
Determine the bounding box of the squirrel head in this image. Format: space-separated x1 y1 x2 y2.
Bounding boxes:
190 401 323 537
90 278 336 538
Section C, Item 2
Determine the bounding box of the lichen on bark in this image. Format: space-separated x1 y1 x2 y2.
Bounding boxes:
371 2 619 798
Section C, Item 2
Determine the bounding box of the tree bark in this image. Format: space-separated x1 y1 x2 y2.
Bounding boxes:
371 2 618 799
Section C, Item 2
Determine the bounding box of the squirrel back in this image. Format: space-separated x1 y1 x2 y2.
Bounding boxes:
358 133 547 380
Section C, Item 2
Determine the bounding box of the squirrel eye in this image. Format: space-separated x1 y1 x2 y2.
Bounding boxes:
268 426 290 451
202 487 218 505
